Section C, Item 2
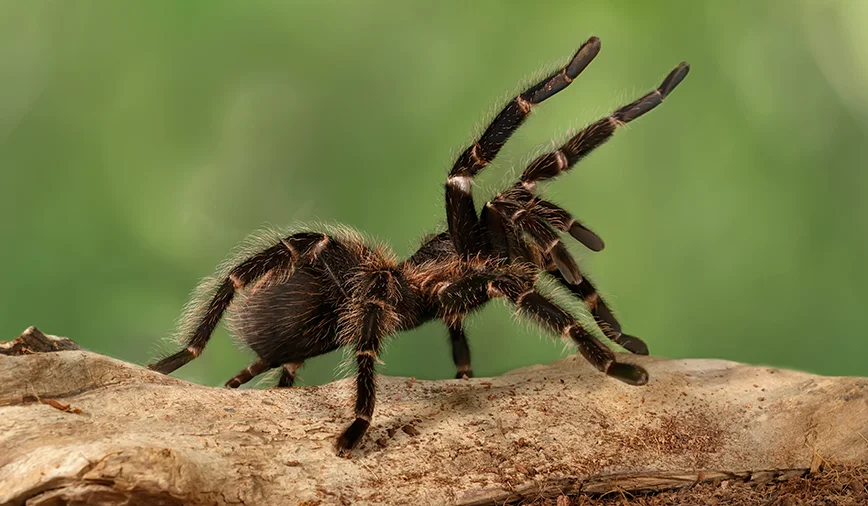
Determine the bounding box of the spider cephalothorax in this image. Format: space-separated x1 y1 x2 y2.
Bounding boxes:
150 37 689 454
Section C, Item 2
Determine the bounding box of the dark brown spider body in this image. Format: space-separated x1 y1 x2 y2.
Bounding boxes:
228 230 529 366
150 37 689 454
229 234 409 367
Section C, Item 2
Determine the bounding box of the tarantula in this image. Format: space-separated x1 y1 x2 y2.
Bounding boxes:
150 36 689 454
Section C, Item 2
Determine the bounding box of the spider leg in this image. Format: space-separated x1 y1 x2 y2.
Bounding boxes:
437 270 646 384
224 359 306 388
446 37 601 259
487 199 583 285
472 63 689 348
335 322 383 454
520 62 689 187
478 61 689 260
447 319 473 379
548 270 649 355
488 277 648 385
337 272 401 454
479 204 646 356
149 232 331 375
483 203 645 355
276 361 304 388
494 187 605 251
527 197 604 252
225 357 273 388
479 203 537 264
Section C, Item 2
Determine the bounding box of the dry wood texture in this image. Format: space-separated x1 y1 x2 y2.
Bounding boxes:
1 327 866 505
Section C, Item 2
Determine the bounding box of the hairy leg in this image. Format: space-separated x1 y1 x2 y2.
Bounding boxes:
276 362 304 388
435 268 646 384
447 319 473 379
446 38 602 258
224 358 273 388
150 232 332 374
549 270 648 355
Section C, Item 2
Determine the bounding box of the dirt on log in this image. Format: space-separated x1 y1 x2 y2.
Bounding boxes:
1 327 866 506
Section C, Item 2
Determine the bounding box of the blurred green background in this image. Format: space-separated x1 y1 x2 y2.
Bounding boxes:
2 1 867 387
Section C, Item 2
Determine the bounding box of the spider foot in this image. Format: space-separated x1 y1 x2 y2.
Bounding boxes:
455 369 473 380
336 417 370 456
276 370 295 388
606 362 649 386
148 349 195 375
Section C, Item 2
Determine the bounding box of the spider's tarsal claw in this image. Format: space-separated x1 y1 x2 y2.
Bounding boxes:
276 372 295 388
336 418 370 455
606 362 649 386
618 93 663 123
566 36 602 78
615 334 649 355
660 62 690 98
569 223 605 252
455 370 473 380
148 349 195 375
613 61 691 124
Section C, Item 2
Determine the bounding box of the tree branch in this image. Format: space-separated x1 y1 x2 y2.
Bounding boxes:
1 327 866 505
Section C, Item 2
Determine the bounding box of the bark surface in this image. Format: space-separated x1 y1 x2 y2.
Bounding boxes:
1 327 866 506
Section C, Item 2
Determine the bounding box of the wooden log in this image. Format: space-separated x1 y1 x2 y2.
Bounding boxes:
1 327 866 505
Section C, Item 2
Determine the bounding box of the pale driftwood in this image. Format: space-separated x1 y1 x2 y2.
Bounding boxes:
0 327 866 506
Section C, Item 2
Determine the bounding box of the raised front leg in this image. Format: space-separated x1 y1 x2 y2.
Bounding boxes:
445 38 602 259
482 61 690 282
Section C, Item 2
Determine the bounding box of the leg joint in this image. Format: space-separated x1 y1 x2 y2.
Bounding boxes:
279 237 297 256
544 238 561 254
510 209 527 222
584 292 600 309
447 175 472 194
554 150 568 172
470 143 489 167
515 288 534 307
311 236 330 257
486 280 501 298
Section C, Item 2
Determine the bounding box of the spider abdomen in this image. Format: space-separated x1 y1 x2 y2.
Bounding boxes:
229 266 343 365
